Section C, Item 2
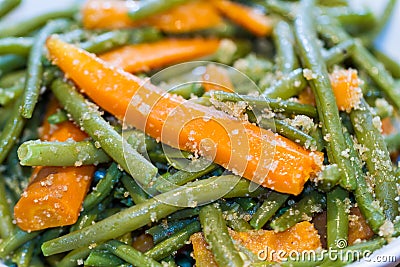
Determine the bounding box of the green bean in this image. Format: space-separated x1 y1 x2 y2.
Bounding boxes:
250 191 289 230
323 39 355 67
12 239 35 267
83 163 122 212
84 249 127 267
0 69 25 87
145 221 201 261
261 68 307 99
79 30 130 54
211 90 318 118
20 19 70 119
167 208 200 221
318 0 348 5
70 213 98 233
199 204 244 267
0 228 41 258
121 174 149 205
168 83 204 99
51 79 158 186
234 197 257 212
260 118 318 149
373 49 400 78
46 108 68 124
350 100 399 221
57 247 92 267
0 37 33 56
0 98 25 165
221 202 252 231
326 6 375 28
0 0 21 17
155 163 218 193
30 257 45 267
0 54 26 76
256 0 295 20
41 175 258 256
18 139 111 166
233 54 273 83
384 132 400 153
294 0 357 191
0 6 77 38
270 190 326 232
128 0 189 21
342 128 385 233
314 164 341 192
326 187 348 249
273 20 299 73
0 174 14 239
146 218 195 244
0 82 24 106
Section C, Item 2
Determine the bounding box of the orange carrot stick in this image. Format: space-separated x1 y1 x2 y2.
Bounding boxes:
202 63 234 92
82 0 222 33
190 233 219 267
46 36 323 195
99 38 221 73
212 0 274 37
329 68 362 112
14 101 94 231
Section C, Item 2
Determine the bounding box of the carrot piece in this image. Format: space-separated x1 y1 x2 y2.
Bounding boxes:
229 221 321 262
46 36 323 195
99 38 221 73
348 207 374 245
381 117 395 135
202 63 234 92
212 0 273 37
329 68 362 112
82 0 222 33
14 100 94 232
190 232 218 267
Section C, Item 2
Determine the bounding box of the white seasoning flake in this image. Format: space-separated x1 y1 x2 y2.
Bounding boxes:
372 116 383 132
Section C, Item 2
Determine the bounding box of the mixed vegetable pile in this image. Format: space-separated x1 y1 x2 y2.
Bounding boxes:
0 0 400 266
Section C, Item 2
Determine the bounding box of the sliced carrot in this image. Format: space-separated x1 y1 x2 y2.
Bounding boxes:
329 68 362 112
99 38 221 73
202 63 234 92
190 232 218 267
82 0 222 33
229 221 321 262
212 0 273 37
348 207 374 245
14 100 94 232
46 36 323 195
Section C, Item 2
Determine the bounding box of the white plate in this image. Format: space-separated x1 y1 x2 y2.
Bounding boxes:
0 0 399 266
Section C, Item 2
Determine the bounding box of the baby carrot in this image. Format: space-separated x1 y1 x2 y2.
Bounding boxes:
46 36 323 195
99 38 220 73
14 101 94 231
212 0 274 37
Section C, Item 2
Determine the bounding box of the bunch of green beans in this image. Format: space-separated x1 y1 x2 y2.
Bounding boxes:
1 0 400 266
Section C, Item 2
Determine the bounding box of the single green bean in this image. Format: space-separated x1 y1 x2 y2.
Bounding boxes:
250 191 289 230
273 20 299 73
57 247 92 267
121 174 149 204
0 37 33 56
270 190 326 232
51 79 158 186
294 0 357 190
261 68 307 99
167 208 200 221
343 128 385 233
47 109 68 124
41 175 259 255
233 197 258 212
0 6 77 37
326 187 348 249
12 239 35 267
326 6 375 28
0 69 25 87
84 249 127 267
83 163 122 212
199 204 244 267
0 82 24 106
146 218 195 244
373 49 400 78
384 132 400 153
0 228 41 258
0 0 21 17
323 39 355 67
145 221 201 261
0 174 14 239
350 100 399 221
128 0 189 21
18 139 111 166
20 19 70 119
0 54 25 76
314 164 341 192
80 30 130 54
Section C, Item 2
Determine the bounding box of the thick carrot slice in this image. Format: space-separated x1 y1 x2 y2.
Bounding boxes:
329 68 362 112
202 63 234 92
14 101 94 231
190 232 218 267
212 0 273 37
46 36 323 195
99 38 220 73
229 221 321 262
82 0 222 33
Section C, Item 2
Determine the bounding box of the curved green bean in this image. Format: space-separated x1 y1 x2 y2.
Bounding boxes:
0 0 21 17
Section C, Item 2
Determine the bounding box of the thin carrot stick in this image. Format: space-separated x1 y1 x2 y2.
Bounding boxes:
46 36 323 195
14 101 94 231
99 38 220 73
212 0 274 37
